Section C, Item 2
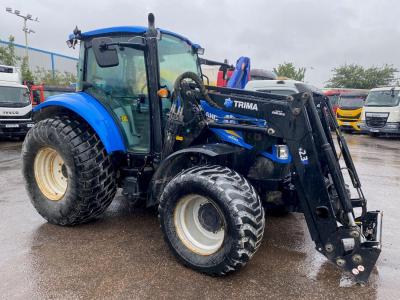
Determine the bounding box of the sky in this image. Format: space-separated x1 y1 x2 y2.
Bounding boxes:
1 0 399 87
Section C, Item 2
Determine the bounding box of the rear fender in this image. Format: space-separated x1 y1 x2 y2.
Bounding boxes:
33 92 126 153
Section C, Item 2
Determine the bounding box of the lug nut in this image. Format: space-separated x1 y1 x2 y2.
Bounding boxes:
352 254 362 264
286 95 294 102
336 258 346 267
325 243 334 253
267 128 275 135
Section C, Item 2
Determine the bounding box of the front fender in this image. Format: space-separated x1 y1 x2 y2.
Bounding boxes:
147 143 242 206
33 92 126 153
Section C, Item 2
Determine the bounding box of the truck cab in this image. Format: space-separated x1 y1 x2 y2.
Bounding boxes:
360 87 400 136
335 90 369 132
0 65 34 138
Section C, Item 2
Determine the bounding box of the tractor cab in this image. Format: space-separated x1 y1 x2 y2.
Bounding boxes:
69 19 203 154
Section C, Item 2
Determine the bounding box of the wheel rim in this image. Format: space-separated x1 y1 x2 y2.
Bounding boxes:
174 194 225 256
34 147 68 201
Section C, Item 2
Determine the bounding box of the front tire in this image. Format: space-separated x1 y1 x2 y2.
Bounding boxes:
22 117 116 225
159 165 265 275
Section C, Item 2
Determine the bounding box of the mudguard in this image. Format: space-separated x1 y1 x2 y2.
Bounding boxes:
147 143 242 206
164 143 243 160
33 92 126 153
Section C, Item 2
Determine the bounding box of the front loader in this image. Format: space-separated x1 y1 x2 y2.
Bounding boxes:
23 14 382 283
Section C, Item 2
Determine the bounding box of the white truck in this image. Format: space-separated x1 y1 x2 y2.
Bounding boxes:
0 65 34 138
359 87 400 136
245 79 320 95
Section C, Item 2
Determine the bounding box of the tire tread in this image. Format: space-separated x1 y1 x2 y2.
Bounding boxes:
22 115 116 225
159 165 265 276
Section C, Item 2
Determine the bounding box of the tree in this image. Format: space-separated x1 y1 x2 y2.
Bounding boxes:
34 67 77 86
0 35 20 66
21 56 34 83
273 62 306 81
326 64 398 89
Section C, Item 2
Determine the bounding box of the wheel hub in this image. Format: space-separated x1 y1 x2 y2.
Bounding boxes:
174 194 225 255
34 147 68 201
198 203 223 233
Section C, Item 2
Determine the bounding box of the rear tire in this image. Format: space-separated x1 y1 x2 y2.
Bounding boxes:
159 165 265 275
22 116 116 225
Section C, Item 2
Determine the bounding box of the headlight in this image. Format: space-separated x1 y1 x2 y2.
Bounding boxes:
276 145 289 160
386 123 399 129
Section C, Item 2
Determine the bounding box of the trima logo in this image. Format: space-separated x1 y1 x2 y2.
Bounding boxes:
224 98 233 108
234 100 258 111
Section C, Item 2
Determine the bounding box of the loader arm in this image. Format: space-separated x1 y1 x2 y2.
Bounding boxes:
204 86 382 283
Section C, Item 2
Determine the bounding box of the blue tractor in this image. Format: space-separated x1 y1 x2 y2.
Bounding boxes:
22 14 382 282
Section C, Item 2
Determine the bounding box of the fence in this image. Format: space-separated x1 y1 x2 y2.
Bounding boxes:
0 39 78 78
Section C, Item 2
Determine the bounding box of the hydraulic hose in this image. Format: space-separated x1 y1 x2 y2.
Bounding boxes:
173 71 221 109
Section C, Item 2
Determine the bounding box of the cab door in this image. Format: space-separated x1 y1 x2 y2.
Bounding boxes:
84 37 151 154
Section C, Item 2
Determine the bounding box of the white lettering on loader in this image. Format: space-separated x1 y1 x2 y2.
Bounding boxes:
234 100 258 111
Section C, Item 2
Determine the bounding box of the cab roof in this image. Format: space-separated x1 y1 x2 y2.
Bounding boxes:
77 26 195 46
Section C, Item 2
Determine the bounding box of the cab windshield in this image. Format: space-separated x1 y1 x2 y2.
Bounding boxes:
339 96 365 108
158 34 200 120
158 34 201 91
365 90 400 107
0 86 30 107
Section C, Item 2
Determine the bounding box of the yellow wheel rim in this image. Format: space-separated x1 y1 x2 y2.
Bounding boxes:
34 147 68 201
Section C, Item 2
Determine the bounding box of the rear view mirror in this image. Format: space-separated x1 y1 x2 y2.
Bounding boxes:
91 37 119 68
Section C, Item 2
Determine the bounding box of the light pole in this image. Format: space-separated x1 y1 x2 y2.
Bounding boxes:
5 7 39 63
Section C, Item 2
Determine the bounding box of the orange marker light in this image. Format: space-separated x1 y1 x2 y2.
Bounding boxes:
157 88 170 98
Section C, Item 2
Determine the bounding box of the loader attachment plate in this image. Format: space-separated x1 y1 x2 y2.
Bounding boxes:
322 211 382 283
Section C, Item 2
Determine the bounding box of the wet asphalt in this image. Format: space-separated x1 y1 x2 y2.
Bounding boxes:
0 134 399 300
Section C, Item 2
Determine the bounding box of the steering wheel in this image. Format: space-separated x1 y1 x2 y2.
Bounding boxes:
173 72 220 108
